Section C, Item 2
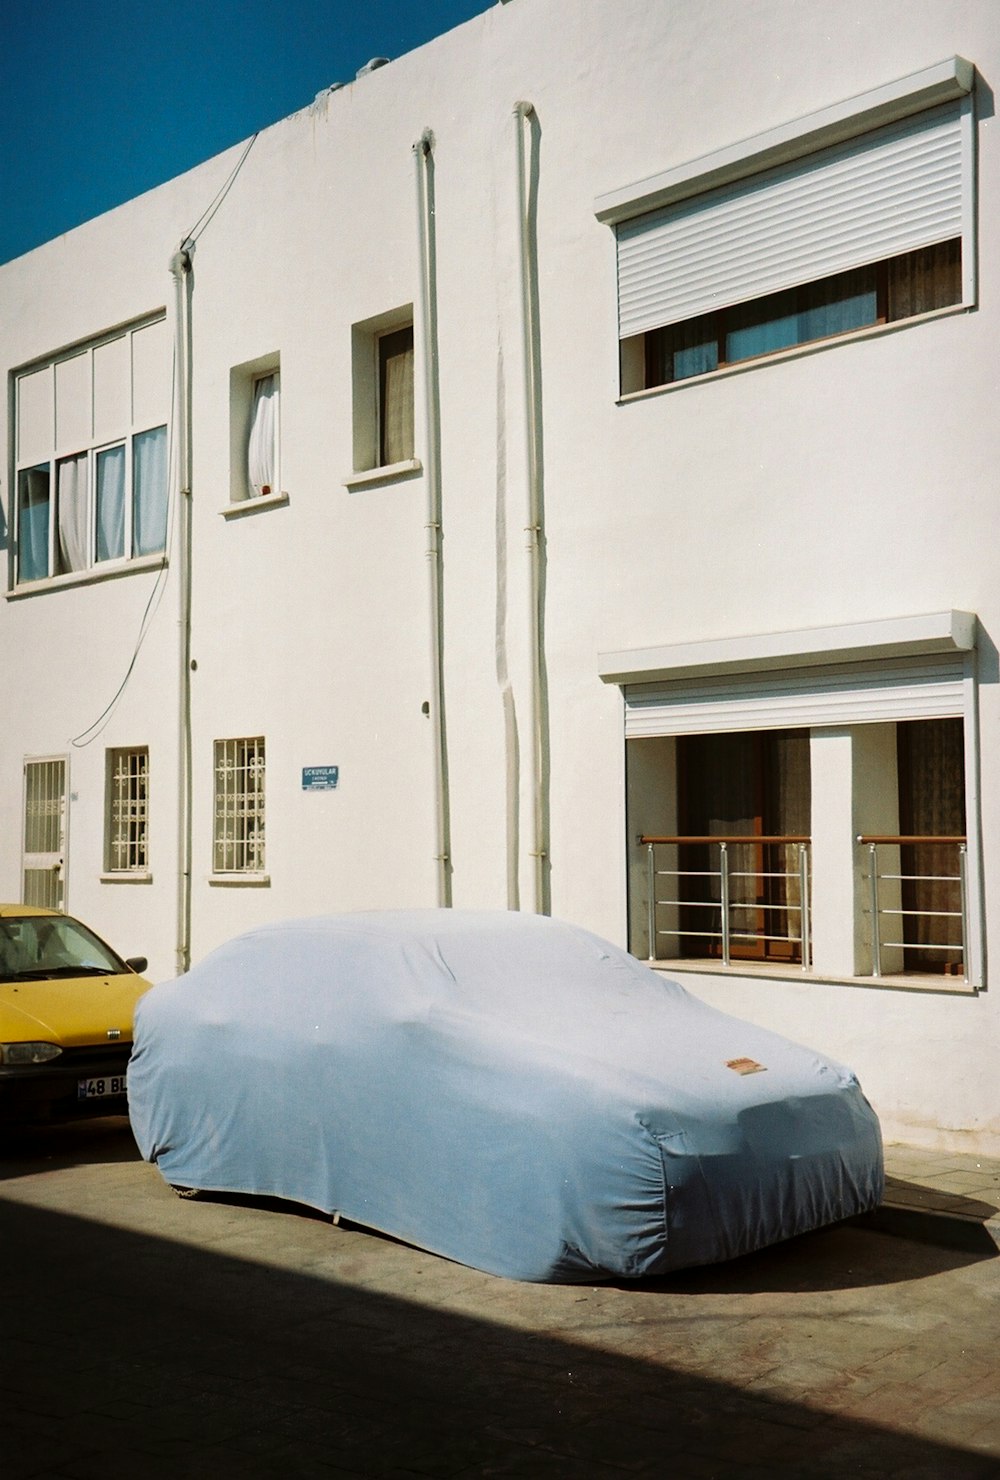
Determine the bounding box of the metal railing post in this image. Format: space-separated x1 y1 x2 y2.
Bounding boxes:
799 843 810 971
646 842 657 962
719 841 731 967
959 842 970 985
868 841 882 977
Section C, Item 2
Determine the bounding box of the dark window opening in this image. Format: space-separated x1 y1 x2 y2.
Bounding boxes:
897 718 966 974
630 238 961 391
676 729 811 963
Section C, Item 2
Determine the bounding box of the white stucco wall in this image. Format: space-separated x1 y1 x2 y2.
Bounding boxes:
3 0 1000 1150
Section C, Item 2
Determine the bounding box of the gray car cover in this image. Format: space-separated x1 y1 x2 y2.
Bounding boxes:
128 910 883 1282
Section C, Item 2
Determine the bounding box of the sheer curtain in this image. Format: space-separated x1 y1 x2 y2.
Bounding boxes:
133 425 169 555
96 444 126 561
379 330 414 465
248 374 277 496
56 453 89 573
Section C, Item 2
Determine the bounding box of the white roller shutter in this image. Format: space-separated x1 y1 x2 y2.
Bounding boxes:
624 656 966 739
617 102 966 340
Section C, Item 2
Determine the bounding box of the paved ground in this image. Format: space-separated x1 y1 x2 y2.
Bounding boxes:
1 1120 998 1479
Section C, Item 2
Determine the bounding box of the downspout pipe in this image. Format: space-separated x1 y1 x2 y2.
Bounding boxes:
513 101 548 915
170 244 194 972
413 130 452 907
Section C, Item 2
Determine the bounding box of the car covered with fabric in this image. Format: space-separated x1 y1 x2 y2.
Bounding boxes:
0 904 152 1121
128 909 883 1282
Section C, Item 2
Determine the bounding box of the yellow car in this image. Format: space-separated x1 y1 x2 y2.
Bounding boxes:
0 904 152 1122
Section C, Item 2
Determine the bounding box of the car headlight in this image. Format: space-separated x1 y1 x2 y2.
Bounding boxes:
0 1042 63 1066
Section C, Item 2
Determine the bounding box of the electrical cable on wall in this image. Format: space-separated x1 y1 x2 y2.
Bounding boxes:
69 132 259 747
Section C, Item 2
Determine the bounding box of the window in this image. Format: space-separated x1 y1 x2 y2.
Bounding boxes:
599 60 975 396
13 318 170 584
105 748 149 873
611 612 981 986
228 355 283 507
214 738 265 874
635 241 961 390
347 307 419 484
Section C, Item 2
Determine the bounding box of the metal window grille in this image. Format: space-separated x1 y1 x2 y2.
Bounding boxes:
214 737 266 873
106 748 149 871
23 758 66 908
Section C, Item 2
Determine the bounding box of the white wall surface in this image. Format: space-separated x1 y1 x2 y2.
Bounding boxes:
3 0 1000 1150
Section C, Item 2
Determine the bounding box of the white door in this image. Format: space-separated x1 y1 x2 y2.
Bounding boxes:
22 757 67 909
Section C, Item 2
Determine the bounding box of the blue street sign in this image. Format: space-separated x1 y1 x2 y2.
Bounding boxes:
302 765 339 791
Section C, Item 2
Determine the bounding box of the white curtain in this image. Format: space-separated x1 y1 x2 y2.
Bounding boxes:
248 374 277 496
133 425 169 555
96 444 126 561
57 453 89 573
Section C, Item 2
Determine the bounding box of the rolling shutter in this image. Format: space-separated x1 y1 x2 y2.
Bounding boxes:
617 102 966 341
624 656 967 739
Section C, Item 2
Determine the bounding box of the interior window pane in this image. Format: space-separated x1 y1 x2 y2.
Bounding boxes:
96 444 126 561
55 452 89 574
888 238 962 319
133 425 169 555
379 326 414 465
93 336 130 444
799 266 877 340
17 367 54 465
55 353 91 450
17 465 51 582
648 316 718 385
131 318 171 428
726 288 799 362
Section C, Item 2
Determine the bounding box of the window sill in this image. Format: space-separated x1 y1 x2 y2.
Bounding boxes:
648 957 980 996
6 553 167 600
208 872 271 887
100 871 153 885
616 301 972 404
221 491 289 519
343 459 422 491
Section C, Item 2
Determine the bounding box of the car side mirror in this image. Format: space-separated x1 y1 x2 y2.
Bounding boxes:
126 956 148 974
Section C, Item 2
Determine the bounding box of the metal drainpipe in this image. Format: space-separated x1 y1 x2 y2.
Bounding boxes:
414 130 452 907
513 101 548 915
169 245 194 972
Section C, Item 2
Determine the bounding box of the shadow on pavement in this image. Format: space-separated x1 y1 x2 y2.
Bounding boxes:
2 1192 998 1479
0 1115 140 1177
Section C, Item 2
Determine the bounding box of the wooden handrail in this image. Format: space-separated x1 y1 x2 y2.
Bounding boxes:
640 835 810 846
856 835 967 846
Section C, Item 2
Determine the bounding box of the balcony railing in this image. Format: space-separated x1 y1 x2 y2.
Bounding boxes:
641 835 811 970
857 835 968 982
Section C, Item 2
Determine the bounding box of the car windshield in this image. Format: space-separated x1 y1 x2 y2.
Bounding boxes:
0 915 127 982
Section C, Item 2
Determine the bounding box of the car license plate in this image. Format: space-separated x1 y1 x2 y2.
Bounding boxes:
77 1074 127 1101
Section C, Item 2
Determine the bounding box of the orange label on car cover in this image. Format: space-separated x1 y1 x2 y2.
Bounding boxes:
727 1057 767 1075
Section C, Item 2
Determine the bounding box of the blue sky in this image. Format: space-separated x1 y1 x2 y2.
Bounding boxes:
0 0 494 266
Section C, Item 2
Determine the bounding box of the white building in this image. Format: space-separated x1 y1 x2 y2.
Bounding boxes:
3 0 999 1152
